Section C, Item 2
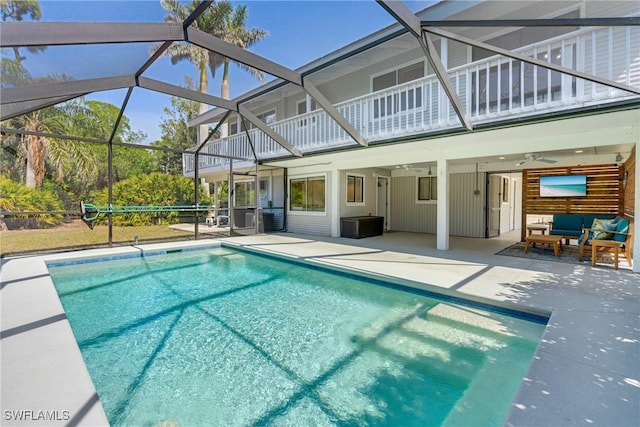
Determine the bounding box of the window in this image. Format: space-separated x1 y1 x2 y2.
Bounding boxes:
372 62 424 92
230 110 276 134
235 181 256 207
346 174 364 204
257 110 276 125
372 62 424 119
417 176 437 201
297 98 318 126
290 176 325 212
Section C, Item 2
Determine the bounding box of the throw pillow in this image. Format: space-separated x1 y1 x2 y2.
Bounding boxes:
591 218 616 240
614 219 630 243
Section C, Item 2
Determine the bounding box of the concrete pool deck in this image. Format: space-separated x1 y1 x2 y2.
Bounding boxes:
1 232 638 426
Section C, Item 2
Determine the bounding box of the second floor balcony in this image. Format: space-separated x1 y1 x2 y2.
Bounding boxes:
184 25 640 174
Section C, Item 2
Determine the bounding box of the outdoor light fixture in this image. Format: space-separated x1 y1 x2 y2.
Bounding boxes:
615 152 623 162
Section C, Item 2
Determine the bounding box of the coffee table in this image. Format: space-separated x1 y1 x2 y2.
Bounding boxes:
524 234 563 257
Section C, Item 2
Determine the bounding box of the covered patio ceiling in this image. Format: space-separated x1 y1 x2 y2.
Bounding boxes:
1 0 639 167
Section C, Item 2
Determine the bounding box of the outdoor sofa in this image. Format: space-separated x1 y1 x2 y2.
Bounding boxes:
549 213 617 244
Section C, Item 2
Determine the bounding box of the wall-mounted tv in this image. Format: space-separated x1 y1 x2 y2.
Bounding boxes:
540 175 587 197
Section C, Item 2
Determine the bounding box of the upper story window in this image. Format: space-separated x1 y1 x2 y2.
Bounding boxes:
372 62 424 92
229 110 276 135
290 175 325 213
297 98 318 115
257 110 276 125
229 117 240 135
346 174 364 204
297 98 318 126
471 10 579 61
372 62 425 119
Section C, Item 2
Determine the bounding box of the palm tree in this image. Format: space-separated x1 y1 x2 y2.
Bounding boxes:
159 0 267 138
3 98 100 188
214 4 267 102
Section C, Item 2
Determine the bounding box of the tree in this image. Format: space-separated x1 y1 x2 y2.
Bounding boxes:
2 99 98 189
215 3 267 104
159 0 267 138
152 84 200 175
0 0 46 61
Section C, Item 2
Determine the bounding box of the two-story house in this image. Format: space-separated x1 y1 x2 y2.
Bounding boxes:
186 1 639 264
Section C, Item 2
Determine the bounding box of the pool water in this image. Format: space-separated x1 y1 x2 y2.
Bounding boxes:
49 247 546 427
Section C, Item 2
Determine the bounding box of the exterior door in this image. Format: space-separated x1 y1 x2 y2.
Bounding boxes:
487 174 501 237
377 177 390 230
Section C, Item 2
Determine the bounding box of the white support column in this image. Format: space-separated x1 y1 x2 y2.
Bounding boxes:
331 169 341 237
633 143 639 273
437 158 450 250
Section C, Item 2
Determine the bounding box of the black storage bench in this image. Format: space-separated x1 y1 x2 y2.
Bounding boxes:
340 216 384 239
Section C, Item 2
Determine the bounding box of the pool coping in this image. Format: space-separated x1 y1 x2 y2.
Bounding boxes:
1 236 638 426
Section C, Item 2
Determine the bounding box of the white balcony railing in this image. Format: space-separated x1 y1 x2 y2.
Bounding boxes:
184 25 639 173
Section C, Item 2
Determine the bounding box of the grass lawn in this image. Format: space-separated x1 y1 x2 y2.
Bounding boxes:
0 221 196 256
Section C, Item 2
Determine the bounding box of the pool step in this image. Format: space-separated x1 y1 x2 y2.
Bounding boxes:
353 302 530 382
208 249 247 268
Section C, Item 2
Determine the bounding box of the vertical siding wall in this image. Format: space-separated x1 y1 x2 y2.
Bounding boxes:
450 172 486 238
390 172 486 237
390 176 437 233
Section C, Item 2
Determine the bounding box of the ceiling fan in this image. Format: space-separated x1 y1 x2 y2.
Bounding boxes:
515 153 557 166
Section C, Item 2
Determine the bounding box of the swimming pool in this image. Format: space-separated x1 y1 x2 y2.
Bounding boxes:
48 246 546 426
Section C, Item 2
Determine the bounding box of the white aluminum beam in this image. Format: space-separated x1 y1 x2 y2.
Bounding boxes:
0 22 184 47
137 77 237 110
238 105 302 157
425 27 640 95
302 78 368 147
376 0 473 130
1 75 136 104
186 28 303 86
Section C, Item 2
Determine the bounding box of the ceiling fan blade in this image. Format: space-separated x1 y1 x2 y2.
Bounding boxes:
538 158 557 163
515 160 526 166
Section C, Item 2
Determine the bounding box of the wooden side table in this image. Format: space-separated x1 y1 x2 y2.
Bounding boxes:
590 240 625 270
526 223 548 235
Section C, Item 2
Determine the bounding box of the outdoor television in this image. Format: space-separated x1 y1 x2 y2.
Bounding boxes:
539 174 587 197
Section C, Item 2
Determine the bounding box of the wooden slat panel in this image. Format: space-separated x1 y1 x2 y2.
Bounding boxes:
521 164 624 240
623 147 635 219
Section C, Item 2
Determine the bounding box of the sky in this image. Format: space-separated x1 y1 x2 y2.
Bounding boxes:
28 0 433 143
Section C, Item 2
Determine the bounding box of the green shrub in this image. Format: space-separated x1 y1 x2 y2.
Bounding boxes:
90 173 209 226
0 176 64 229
